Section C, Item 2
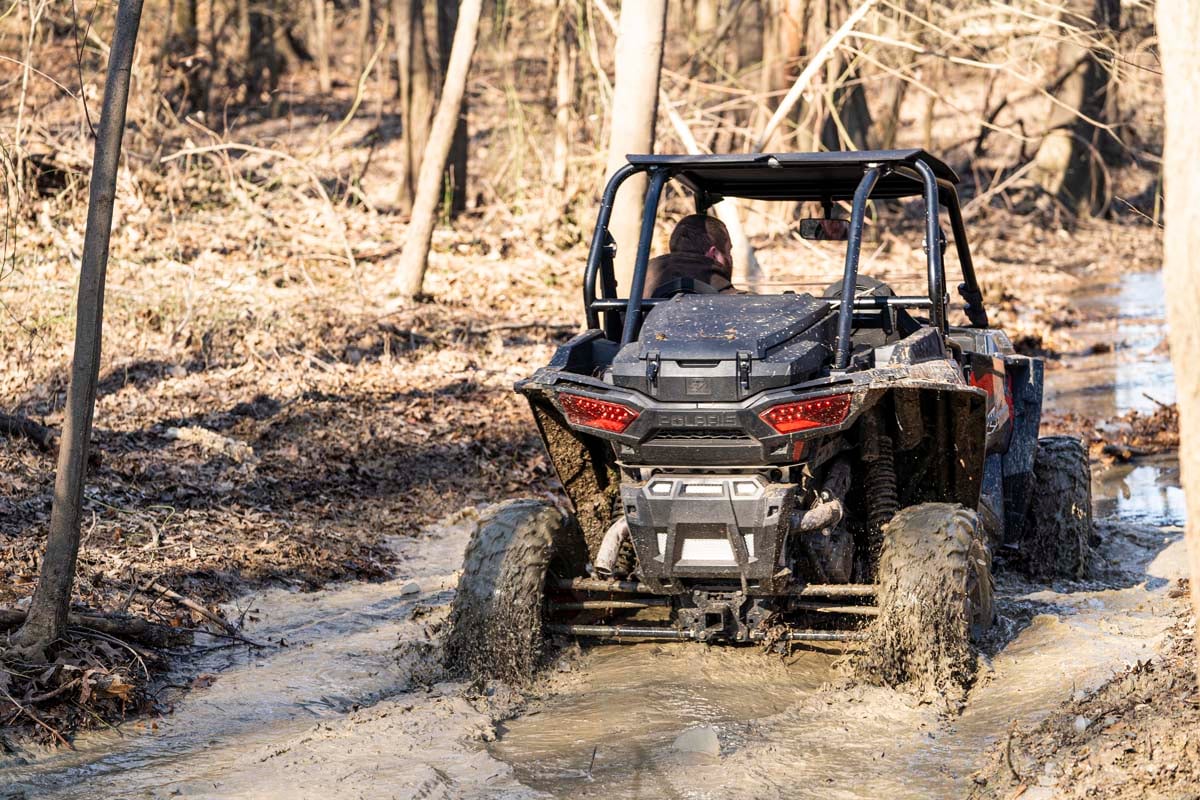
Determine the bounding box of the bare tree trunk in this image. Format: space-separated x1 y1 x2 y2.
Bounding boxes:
552 0 577 194
822 1 873 151
695 0 720 36
604 0 667 294
173 0 198 52
165 0 206 113
313 0 332 94
437 0 469 215
872 76 907 150
1032 0 1120 215
359 0 375 74
393 0 482 298
395 0 435 213
247 1 282 108
11 0 145 659
393 0 414 204
1158 0 1200 678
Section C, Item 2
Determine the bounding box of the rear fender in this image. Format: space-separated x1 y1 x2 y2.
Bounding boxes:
999 356 1045 542
889 384 987 510
527 397 619 561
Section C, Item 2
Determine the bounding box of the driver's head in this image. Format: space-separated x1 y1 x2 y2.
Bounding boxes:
669 214 733 273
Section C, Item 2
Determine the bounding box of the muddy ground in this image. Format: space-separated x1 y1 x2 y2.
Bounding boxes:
2 229 1190 798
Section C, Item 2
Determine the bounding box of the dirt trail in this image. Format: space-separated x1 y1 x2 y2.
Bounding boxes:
0 269 1182 800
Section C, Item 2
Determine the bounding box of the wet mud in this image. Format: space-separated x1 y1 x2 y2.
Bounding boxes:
0 269 1184 799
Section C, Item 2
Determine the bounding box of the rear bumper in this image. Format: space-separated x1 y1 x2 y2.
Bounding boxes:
620 473 795 592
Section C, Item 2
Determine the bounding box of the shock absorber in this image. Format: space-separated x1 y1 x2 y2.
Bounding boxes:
865 436 898 530
863 417 899 558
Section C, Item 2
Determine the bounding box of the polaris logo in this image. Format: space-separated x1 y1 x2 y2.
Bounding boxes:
660 411 739 428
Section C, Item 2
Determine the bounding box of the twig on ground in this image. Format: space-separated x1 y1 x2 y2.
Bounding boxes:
142 580 239 637
1004 718 1024 782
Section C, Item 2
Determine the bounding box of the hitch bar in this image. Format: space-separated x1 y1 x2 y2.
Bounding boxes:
549 623 867 642
555 577 876 598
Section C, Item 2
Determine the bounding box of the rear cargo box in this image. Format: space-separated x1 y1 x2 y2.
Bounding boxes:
610 294 835 402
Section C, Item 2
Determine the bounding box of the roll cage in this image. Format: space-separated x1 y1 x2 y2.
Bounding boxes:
582 149 990 369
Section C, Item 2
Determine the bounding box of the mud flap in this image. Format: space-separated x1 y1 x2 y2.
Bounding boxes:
1001 357 1044 543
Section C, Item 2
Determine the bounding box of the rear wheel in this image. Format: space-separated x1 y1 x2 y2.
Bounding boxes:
1020 436 1092 580
858 503 993 695
445 500 585 684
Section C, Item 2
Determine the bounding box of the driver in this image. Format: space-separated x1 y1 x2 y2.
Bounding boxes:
643 214 737 298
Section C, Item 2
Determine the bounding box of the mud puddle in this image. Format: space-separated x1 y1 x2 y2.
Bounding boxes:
490 528 1185 799
2 270 1183 799
1044 269 1182 526
1043 270 1174 417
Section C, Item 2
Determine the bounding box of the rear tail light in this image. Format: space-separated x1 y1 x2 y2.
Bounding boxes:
759 393 851 434
559 393 640 433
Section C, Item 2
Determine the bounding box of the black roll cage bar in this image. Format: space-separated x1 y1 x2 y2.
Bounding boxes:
582 155 990 366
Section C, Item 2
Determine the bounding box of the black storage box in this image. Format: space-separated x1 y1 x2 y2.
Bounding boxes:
609 293 835 402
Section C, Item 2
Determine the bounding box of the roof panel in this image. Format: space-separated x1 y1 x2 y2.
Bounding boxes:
624 150 958 202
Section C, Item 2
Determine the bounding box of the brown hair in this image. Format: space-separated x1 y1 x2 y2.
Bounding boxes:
668 214 731 259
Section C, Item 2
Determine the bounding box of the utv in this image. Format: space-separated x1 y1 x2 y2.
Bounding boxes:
447 150 1091 688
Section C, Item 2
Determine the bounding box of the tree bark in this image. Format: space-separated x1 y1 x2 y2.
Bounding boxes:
1031 0 1120 215
394 0 435 213
172 0 198 53
822 0 873 152
438 0 469 215
603 0 667 295
393 0 483 298
166 0 207 112
695 0 720 36
12 0 145 658
551 0 577 200
872 76 907 150
312 0 332 94
1157 0 1200 679
247 1 282 107
359 0 375 74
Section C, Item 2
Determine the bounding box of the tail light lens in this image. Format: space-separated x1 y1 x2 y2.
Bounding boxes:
559 393 639 433
759 393 851 434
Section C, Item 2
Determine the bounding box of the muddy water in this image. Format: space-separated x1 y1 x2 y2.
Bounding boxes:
1 269 1183 800
491 528 1184 799
1042 270 1184 526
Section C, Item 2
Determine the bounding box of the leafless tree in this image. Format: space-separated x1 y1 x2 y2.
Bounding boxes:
11 0 145 660
437 0 470 215
313 0 333 94
1031 0 1121 215
393 0 436 213
552 0 578 195
603 0 667 294
394 0 483 298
